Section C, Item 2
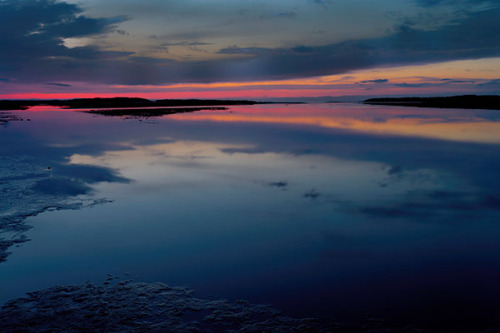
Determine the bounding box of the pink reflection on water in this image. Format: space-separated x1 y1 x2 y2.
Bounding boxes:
168 103 500 144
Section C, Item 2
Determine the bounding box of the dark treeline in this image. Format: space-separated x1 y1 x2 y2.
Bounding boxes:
364 95 500 110
0 97 259 111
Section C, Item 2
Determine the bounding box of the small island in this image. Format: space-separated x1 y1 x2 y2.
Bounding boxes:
84 106 228 117
364 95 500 110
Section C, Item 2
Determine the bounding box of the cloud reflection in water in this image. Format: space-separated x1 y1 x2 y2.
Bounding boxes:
1 103 500 330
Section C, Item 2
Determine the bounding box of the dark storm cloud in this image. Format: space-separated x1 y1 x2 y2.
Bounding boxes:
185 6 498 83
208 7 500 81
0 0 125 52
0 0 499 85
0 0 128 81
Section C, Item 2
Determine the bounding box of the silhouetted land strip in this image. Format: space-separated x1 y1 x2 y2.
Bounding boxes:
0 97 259 111
364 95 500 110
85 106 226 117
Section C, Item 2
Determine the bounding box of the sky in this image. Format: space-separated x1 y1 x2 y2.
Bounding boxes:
0 0 499 100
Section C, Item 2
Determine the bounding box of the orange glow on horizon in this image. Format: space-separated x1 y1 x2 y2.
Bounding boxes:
0 85 482 100
1 57 498 100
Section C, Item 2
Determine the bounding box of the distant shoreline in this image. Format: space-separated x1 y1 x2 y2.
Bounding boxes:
0 97 261 111
2 95 499 111
364 95 500 110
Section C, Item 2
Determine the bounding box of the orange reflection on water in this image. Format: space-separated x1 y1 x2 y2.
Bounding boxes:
169 104 500 144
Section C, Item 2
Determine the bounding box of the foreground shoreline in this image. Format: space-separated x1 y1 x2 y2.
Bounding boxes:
0 279 328 332
3 278 500 332
0 279 435 333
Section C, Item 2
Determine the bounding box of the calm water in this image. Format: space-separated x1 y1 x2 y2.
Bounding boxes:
1 103 500 329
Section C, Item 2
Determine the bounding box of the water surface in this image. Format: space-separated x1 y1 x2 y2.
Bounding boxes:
1 103 500 330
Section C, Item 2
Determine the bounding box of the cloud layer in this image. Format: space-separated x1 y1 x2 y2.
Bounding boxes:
0 0 498 87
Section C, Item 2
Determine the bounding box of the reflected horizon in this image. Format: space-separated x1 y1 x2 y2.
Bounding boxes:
168 103 500 144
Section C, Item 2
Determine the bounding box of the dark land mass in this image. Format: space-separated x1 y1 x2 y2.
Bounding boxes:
364 95 500 110
0 97 259 111
85 106 227 117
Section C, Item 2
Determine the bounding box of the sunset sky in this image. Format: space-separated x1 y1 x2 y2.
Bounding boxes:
0 0 499 100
